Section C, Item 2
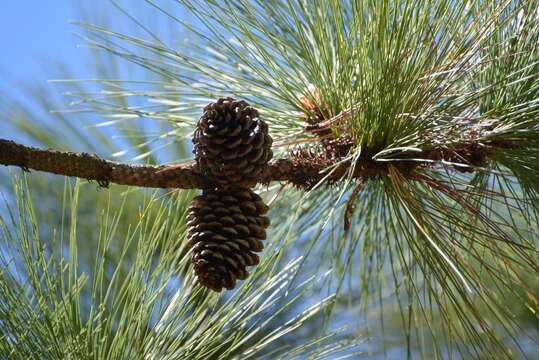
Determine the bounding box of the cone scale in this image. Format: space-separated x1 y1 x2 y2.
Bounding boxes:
193 97 273 187
188 98 273 291
186 187 270 292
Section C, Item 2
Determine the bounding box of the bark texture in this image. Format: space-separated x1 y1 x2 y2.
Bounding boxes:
1 138 507 189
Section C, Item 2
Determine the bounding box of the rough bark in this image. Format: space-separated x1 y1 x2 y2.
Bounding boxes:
0 138 506 189
0 139 314 189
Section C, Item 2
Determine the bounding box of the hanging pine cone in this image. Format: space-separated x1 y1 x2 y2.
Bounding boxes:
193 97 273 187
186 187 270 292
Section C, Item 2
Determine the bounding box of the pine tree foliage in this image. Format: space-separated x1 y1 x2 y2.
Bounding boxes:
0 178 360 359
1 0 538 358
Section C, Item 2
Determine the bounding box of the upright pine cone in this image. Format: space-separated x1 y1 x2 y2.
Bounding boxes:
186 187 270 292
193 97 273 186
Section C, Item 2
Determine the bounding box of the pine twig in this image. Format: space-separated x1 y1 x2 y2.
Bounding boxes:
0 138 305 189
0 138 516 189
0 138 203 188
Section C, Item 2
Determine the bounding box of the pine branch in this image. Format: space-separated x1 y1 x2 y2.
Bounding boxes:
0 138 305 188
0 138 204 188
1 138 520 189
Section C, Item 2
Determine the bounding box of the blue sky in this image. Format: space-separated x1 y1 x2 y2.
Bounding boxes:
0 1 88 81
0 1 195 156
0 1 190 83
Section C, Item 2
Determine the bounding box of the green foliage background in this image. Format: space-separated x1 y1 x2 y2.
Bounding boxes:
1 1 538 359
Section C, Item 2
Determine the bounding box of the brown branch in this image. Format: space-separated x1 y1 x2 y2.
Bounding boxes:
0 139 202 188
0 138 319 189
0 138 514 190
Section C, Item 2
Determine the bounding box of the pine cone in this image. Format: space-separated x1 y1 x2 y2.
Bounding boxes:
186 187 270 292
193 98 273 187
